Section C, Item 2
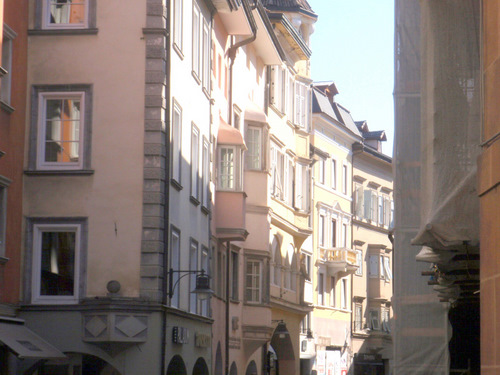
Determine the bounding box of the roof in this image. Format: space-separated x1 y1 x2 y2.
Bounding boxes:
312 88 362 138
363 130 387 141
217 118 247 148
261 0 317 17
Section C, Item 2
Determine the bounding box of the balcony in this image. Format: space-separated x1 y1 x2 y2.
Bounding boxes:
319 247 358 275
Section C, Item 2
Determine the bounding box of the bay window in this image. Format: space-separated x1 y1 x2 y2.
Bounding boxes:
245 126 262 170
218 145 243 191
245 259 262 303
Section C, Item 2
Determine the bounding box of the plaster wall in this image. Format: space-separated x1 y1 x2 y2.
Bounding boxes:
24 0 147 297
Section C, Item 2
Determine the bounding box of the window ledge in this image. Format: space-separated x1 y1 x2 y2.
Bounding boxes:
0 67 7 77
25 169 95 176
0 101 15 114
190 196 201 206
173 44 184 60
171 179 183 191
28 28 99 36
0 256 9 265
191 71 201 85
201 205 210 215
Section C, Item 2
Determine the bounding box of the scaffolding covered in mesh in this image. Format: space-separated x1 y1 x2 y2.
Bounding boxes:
393 0 480 373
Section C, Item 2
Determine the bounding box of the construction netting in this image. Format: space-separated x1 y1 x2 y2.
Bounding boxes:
393 0 480 374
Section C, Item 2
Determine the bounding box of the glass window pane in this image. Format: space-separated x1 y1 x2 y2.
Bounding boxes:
40 231 75 296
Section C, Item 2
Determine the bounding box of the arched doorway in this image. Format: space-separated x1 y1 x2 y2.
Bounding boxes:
192 357 209 375
245 360 258 375
270 322 295 374
229 362 238 375
167 355 187 375
214 342 223 375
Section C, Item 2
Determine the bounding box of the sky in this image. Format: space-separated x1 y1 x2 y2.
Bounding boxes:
308 0 395 156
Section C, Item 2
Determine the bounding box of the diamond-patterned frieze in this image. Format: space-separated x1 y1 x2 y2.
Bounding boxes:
82 312 148 343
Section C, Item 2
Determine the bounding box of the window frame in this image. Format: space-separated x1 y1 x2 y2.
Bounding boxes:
354 303 363 332
192 3 201 80
173 0 183 54
201 137 210 210
230 250 239 301
202 19 210 92
369 309 380 330
42 0 89 29
169 226 181 308
0 177 10 262
34 0 97 32
29 85 93 172
331 159 337 190
355 249 363 276
189 239 199 314
318 271 325 306
329 276 336 308
245 258 262 304
218 145 243 192
191 123 200 202
340 278 347 309
1 24 16 107
26 217 87 305
245 125 262 171
171 99 182 186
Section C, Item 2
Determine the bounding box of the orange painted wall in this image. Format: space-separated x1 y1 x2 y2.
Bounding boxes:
0 0 28 304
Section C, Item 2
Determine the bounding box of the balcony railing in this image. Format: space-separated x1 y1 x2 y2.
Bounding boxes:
319 247 358 275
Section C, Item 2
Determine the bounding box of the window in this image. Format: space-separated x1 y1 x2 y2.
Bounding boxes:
318 272 324 305
173 0 183 52
189 239 198 313
301 313 311 334
331 219 337 247
284 157 294 206
219 146 235 190
378 195 384 225
1 25 15 107
354 304 363 331
191 124 200 201
369 255 379 278
202 138 210 209
355 249 363 276
245 259 262 303
200 246 210 316
202 20 210 91
172 100 182 185
319 215 325 247
270 145 285 199
294 81 309 129
231 251 238 300
0 177 10 261
340 278 347 309
246 126 262 170
43 0 88 29
170 227 181 308
371 191 378 222
342 223 348 248
270 66 286 114
369 309 380 330
233 106 241 130
30 85 92 171
192 4 201 79
329 276 336 307
382 256 392 281
390 200 395 229
216 244 226 298
342 164 348 194
28 218 87 304
331 159 337 190
382 308 391 332
318 157 325 184
354 184 364 218
294 163 310 211
272 237 281 286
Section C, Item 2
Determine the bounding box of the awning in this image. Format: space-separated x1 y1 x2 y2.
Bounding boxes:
0 322 66 359
244 101 267 123
217 118 246 149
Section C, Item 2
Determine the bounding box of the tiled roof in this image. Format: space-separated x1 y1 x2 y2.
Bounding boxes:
261 0 316 15
363 130 387 141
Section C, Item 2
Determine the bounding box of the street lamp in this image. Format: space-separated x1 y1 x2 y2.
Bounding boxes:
167 268 214 300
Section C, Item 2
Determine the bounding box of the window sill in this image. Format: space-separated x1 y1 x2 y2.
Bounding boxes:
0 256 9 265
25 169 95 176
190 196 200 206
171 179 183 191
202 87 210 100
28 28 99 36
173 43 184 60
192 71 201 85
0 101 15 114
201 205 210 215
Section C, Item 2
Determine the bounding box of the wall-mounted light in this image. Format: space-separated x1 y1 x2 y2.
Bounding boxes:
167 268 214 300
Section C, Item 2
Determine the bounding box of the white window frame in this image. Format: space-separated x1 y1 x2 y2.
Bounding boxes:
331 219 337 248
369 254 379 278
1 25 16 106
202 137 210 209
173 0 183 53
294 162 309 211
340 278 347 310
172 100 182 185
192 3 201 79
329 276 336 307
355 249 363 276
294 81 309 129
319 214 325 247
354 304 363 331
189 239 199 314
42 0 89 29
318 157 325 185
245 259 262 304
342 223 348 248
383 256 392 281
342 164 348 195
36 91 85 171
191 124 200 200
354 183 364 218
170 227 181 308
230 250 238 300
200 246 210 316
370 309 380 330
202 20 210 91
31 223 81 304
331 159 337 190
0 177 10 261
218 145 242 191
246 125 262 170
